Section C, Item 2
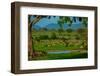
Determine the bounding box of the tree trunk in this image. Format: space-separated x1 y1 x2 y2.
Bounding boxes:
28 30 35 59
28 16 42 60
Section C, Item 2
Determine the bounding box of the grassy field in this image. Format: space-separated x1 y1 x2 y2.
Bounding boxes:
28 15 88 60
31 51 88 60
30 30 88 60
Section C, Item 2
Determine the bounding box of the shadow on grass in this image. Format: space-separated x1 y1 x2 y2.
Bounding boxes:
30 51 88 60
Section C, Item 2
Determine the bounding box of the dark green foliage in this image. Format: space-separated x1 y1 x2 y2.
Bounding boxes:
82 17 88 27
58 16 72 30
72 17 77 22
31 51 88 60
50 32 57 39
35 37 40 42
39 35 49 40
58 28 64 33
42 28 48 31
78 17 82 22
66 28 74 33
75 34 80 40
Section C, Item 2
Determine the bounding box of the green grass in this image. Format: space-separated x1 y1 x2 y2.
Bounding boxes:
34 43 80 51
30 30 88 60
31 51 88 60
33 39 82 52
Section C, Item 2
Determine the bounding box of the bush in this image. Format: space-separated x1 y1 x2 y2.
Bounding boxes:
76 28 85 33
75 35 80 40
50 32 57 39
35 37 40 42
66 28 73 33
58 29 64 32
39 35 49 40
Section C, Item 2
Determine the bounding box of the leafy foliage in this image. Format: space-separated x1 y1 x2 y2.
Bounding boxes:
28 15 88 60
66 28 74 33
50 32 57 39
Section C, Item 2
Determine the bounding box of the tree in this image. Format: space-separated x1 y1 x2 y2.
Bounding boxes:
57 16 72 31
81 17 88 28
28 15 42 59
28 15 55 59
57 17 88 30
28 15 88 59
66 28 74 33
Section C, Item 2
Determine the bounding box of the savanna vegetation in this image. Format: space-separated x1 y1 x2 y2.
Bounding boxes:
28 15 88 60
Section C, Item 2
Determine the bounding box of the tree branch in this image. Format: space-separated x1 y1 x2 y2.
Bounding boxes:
28 16 42 29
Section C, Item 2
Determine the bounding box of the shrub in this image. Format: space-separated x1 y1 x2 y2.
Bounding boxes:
39 35 49 40
75 35 80 40
35 37 40 42
66 28 73 33
58 29 64 32
50 32 57 39
76 28 85 33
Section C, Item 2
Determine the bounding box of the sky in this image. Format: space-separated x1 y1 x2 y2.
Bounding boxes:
30 15 86 30
35 16 59 28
